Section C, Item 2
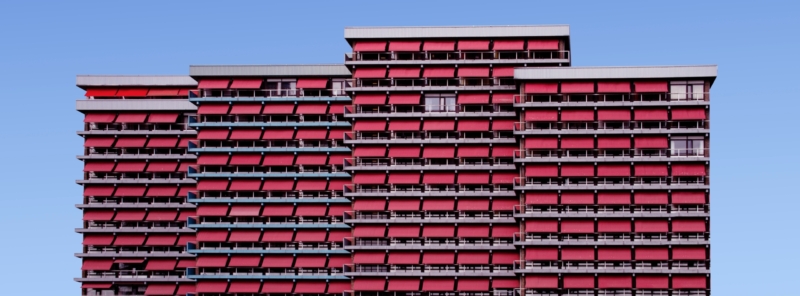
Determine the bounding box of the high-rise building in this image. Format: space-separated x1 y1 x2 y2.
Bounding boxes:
76 25 714 296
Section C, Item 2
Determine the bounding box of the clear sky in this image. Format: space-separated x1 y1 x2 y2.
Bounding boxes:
0 0 797 294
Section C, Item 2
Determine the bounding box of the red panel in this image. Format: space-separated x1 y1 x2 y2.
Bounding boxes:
388 93 421 105
492 172 518 185
176 258 195 268
328 104 348 115
145 235 177 246
635 220 669 233
197 129 229 140
294 255 327 268
353 225 386 237
175 283 196 295
422 198 455 211
84 89 118 97
526 247 558 261
492 224 519 238
637 276 669 289
389 41 421 51
635 247 669 260
144 283 176 295
387 251 420 264
295 204 327 216
525 137 558 149
597 137 630 149
598 192 630 205
597 81 631 93
197 180 229 191
197 281 229 293
422 172 455 185
458 145 489 157
294 281 328 294
295 128 328 139
229 79 263 89
423 67 456 78
598 109 631 121
353 278 386 291
197 79 230 89
388 67 421 78
353 173 386 184
228 229 262 242
599 275 632 289
327 255 351 268
422 251 455 264
353 68 387 78
423 146 455 158
457 172 489 184
296 78 328 89
328 154 350 165
229 104 263 115
672 108 707 120
526 220 558 233
295 154 328 165
388 198 420 211
491 119 516 131
493 40 524 50
114 210 146 221
84 137 115 147
197 104 230 115
598 220 631 233
261 255 295 267
228 129 262 140
261 154 294 166
83 113 117 123
296 104 329 115
84 161 115 172
561 247 594 261
423 278 455 291
388 119 421 131
146 161 178 172
261 230 294 242
672 191 706 204
261 128 295 140
672 276 707 289
525 275 558 289
116 88 149 97
525 192 558 205
635 108 668 121
295 179 328 191
563 275 595 289
422 224 455 238
492 93 516 103
327 204 351 217
147 113 180 123
81 259 114 270
387 225 420 238
635 81 668 92
353 93 387 105
423 119 456 130
84 185 115 196
457 198 490 211
354 252 386 264
457 119 490 131
672 163 707 176
672 219 707 232
491 145 516 157
228 154 262 165
561 81 594 93
388 146 420 158
353 120 387 131
114 137 147 148
492 251 519 264
146 89 180 97
561 109 594 121
458 40 490 50
83 234 114 245
354 146 387 157
229 205 262 217
597 164 630 177
261 281 294 293
561 164 594 177
525 109 558 121
528 39 560 50
228 281 262 293
197 229 229 242
261 179 295 191
458 278 490 291
673 246 707 260
262 103 296 114
423 40 455 51
598 248 631 261
524 82 558 94
114 161 147 172
114 235 145 246
561 192 594 205
354 41 386 52
115 113 147 123
492 67 515 78
635 164 668 176
633 191 674 205
561 220 594 233
114 186 147 197
388 278 420 291
458 67 490 77
635 136 668 148
83 210 114 221
526 164 558 177
228 255 262 267
353 198 386 211
457 225 490 238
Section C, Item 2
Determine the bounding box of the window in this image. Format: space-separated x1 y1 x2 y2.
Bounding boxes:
670 81 704 100
425 93 456 112
265 79 297 96
331 79 349 96
671 136 704 157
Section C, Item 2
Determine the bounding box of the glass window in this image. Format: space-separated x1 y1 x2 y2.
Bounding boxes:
424 93 456 112
671 136 704 156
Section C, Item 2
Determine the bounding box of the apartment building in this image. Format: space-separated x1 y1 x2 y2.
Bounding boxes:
76 25 713 296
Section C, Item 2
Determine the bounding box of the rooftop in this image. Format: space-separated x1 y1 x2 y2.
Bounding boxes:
344 25 570 39
75 75 196 88
514 65 718 82
189 64 351 77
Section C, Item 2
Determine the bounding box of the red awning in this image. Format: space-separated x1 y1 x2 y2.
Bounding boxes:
458 40 490 50
387 198 421 211
229 179 262 191
598 220 631 233
260 281 294 293
597 137 630 149
84 113 117 123
327 204 351 217
295 128 328 139
422 224 455 237
198 79 230 89
387 278 420 292
295 154 328 165
228 229 262 242
115 113 147 123
389 41 421 51
635 108 669 121
561 192 594 205
83 210 114 221
597 164 630 177
561 81 594 93
492 93 515 103
328 128 349 140
263 103 296 114
353 120 387 131
423 40 455 51
561 164 594 177
672 163 707 176
145 259 177 271
635 247 669 261
388 93 421 105
114 210 146 221
146 161 179 173
353 225 386 237
422 119 456 131
637 276 669 289
597 81 631 93
294 281 328 294
422 198 455 210
353 198 386 211
144 283 177 295
457 252 489 264
528 39 560 50
672 219 707 233
635 220 669 233
113 234 146 246
227 281 262 293
229 79 262 89
294 255 327 267
354 252 386 264
457 172 489 184
261 154 294 166
635 164 668 176
492 172 518 185
562 248 595 261
144 234 177 246
635 81 668 93
353 93 386 105
492 119 515 131
147 137 179 148
422 251 455 264
353 68 387 78
114 186 147 197
388 172 420 184
563 275 595 289
353 173 386 184
422 172 455 185
296 103 329 114
228 153 262 165
84 89 118 97
561 220 594 233
493 40 524 50
634 136 668 148
458 145 489 157
458 278 490 291
388 145 421 158
84 185 115 197
457 225 489 238
296 78 329 89
492 66 515 77
387 225 420 238
388 119 421 131
83 234 114 245
146 89 180 97
147 113 179 123
673 246 707 260
354 146 386 157
525 164 558 177
526 247 558 260
353 41 386 52
353 278 386 291
227 104 262 115
525 275 558 289
525 192 558 205
525 109 558 121
114 138 148 148
423 67 456 78
197 129 229 140
458 67 490 77
388 67 421 78
491 251 519 264
672 276 707 289
198 104 230 115
525 137 558 149
599 275 632 289
261 230 294 242
598 109 631 121
672 108 707 120
597 192 631 205
672 191 706 204
295 204 327 216
634 191 669 205
491 224 519 238
197 179 229 190
561 109 594 121
524 82 558 94
457 198 490 211
295 179 328 191
116 88 149 97
82 259 114 270
422 146 455 158
457 119 490 131
84 161 115 172
423 278 455 292
197 204 229 216
526 220 558 233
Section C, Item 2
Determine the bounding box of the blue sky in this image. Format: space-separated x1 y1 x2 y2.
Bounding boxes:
0 0 797 294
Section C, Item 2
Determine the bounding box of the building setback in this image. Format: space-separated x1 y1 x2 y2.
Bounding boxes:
76 25 713 296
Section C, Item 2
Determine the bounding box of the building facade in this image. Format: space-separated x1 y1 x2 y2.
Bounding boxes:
76 25 713 296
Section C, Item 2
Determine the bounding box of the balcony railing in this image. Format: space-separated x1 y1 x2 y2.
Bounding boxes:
514 148 708 159
513 120 709 132
196 88 347 98
513 232 707 243
351 78 512 88
345 104 503 114
345 50 570 62
514 177 709 187
514 92 709 104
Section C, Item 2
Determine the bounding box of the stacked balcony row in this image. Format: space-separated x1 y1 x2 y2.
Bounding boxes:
82 233 195 246
84 161 192 173
196 128 349 141
353 172 518 185
84 137 194 148
195 228 350 243
353 144 516 159
196 77 349 98
351 277 518 292
521 246 707 272
197 102 349 115
519 135 704 157
192 280 350 294
524 163 707 178
348 39 567 62
521 80 704 99
354 118 515 131
352 92 516 106
352 224 517 238
197 153 349 167
196 179 350 192
352 197 517 212
523 274 707 292
83 88 191 99
83 185 194 197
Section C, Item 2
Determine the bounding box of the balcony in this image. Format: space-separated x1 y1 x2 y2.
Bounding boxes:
191 191 347 201
82 270 186 280
344 50 570 64
343 264 513 276
343 211 515 224
343 157 516 171
344 104 516 117
514 92 709 106
192 88 349 100
347 78 517 92
343 237 516 250
512 205 709 219
513 148 708 162
512 232 709 246
512 121 709 135
344 131 516 144
343 184 516 197
513 177 709 190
